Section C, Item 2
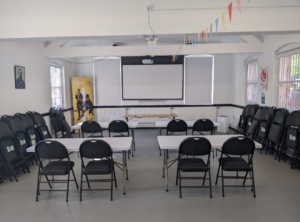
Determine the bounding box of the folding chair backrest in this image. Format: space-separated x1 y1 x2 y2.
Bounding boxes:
167 119 187 134
192 119 214 133
222 136 255 156
49 107 62 137
79 140 112 159
81 121 102 134
247 108 262 135
267 109 289 143
109 120 129 133
2 116 30 154
256 107 274 139
179 137 211 156
238 104 252 131
15 113 39 145
282 111 300 149
28 111 52 140
0 122 21 162
57 109 72 137
245 104 260 133
35 140 69 160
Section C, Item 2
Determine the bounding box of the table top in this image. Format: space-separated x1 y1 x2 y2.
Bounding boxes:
27 137 132 152
155 120 221 127
124 114 178 118
157 135 262 150
71 121 138 130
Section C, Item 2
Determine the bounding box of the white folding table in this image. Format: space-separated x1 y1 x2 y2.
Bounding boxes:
71 122 138 157
27 137 132 194
157 135 262 191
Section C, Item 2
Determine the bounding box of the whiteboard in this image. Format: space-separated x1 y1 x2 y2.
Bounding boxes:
122 65 183 100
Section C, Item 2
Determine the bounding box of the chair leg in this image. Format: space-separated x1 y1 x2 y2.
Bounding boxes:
36 174 41 201
215 164 221 185
251 168 256 198
85 175 91 188
208 168 212 198
111 171 113 201
179 170 182 198
202 171 207 185
221 168 225 197
243 172 248 185
45 175 52 188
176 165 179 185
71 169 79 188
113 166 117 188
66 171 71 202
80 171 83 201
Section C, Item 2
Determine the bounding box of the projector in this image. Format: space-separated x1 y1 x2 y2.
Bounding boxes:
142 59 153 64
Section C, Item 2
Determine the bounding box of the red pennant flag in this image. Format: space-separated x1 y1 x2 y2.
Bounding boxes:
205 28 208 43
228 2 232 23
236 0 242 14
201 31 204 40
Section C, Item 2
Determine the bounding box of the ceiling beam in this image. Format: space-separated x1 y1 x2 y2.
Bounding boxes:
44 41 263 57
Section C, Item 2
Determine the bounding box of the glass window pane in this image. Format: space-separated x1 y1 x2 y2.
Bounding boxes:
278 82 299 112
51 87 62 108
50 66 62 87
247 84 257 103
247 63 258 83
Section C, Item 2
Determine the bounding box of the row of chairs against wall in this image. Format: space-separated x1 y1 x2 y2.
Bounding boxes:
235 104 300 169
0 111 54 183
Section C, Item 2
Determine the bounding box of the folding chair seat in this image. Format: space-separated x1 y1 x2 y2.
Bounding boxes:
192 119 216 158
109 120 131 158
0 121 30 182
176 137 212 198
81 121 103 138
1 115 37 165
79 140 117 201
215 136 256 197
35 140 78 202
15 113 39 145
57 109 73 138
27 111 52 140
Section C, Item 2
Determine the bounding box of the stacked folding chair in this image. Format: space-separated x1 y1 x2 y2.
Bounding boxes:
0 121 30 182
15 113 40 145
49 107 63 138
27 111 52 140
57 108 73 138
1 115 37 165
235 104 251 134
278 111 300 167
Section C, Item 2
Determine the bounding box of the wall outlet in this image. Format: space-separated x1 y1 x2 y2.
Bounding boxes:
146 5 152 11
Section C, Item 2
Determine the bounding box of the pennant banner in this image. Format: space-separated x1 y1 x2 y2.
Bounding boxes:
201 31 204 40
215 18 219 35
221 11 226 29
194 34 197 47
236 0 242 14
228 2 233 23
205 28 208 43
198 33 200 43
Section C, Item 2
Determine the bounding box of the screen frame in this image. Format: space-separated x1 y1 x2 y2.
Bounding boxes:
121 64 184 100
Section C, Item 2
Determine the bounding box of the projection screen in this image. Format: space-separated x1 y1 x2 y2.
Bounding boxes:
122 64 183 100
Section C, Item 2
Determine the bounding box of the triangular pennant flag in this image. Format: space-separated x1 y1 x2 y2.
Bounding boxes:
228 2 232 23
236 0 242 14
210 24 213 40
198 33 200 43
201 31 204 40
205 28 208 43
215 18 219 35
221 11 226 29
194 34 197 47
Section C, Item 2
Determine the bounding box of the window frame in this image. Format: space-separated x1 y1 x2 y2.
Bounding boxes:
50 62 66 109
277 53 300 112
245 61 258 104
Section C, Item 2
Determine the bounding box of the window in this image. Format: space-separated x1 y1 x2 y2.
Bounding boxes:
246 62 258 103
278 54 300 112
50 65 64 108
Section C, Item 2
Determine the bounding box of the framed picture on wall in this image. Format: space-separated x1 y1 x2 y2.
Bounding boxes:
15 65 25 89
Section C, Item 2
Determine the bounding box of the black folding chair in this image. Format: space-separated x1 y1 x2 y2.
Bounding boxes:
235 104 251 134
15 113 39 146
81 121 103 138
244 104 260 136
109 120 131 158
28 111 52 140
2 115 37 165
192 119 216 158
35 140 78 202
49 107 63 138
79 140 117 201
57 108 73 138
0 121 30 182
176 137 212 198
215 136 256 197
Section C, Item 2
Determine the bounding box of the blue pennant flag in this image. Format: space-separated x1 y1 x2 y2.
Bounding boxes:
215 18 219 36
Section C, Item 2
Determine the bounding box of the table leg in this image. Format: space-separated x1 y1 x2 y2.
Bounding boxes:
123 151 126 195
164 149 168 192
159 127 162 156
